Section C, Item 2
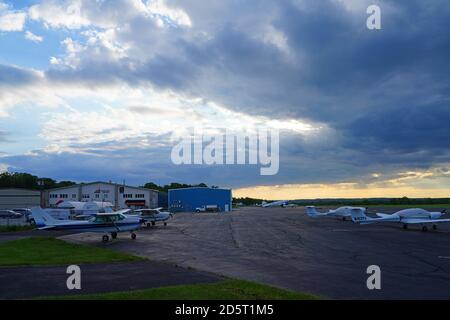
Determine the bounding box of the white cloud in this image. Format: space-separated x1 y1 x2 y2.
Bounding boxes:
0 66 67 118
49 56 62 65
27 0 191 30
0 163 9 173
24 30 43 42
0 9 26 31
147 0 192 27
32 84 320 154
29 0 90 29
0 2 8 11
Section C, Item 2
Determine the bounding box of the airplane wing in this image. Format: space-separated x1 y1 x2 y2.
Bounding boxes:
95 209 131 216
37 225 56 230
402 218 450 224
115 209 132 215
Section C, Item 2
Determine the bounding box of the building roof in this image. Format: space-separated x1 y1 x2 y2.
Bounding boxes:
46 181 159 193
0 188 41 195
168 187 232 192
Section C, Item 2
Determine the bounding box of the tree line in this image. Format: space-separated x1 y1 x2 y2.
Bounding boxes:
0 172 212 193
142 182 212 193
0 172 76 190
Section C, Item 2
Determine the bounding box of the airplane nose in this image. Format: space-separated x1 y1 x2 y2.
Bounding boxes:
430 212 443 219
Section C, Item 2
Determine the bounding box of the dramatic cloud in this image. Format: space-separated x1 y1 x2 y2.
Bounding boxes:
0 0 449 195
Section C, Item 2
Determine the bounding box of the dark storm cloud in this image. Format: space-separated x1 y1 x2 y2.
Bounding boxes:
345 104 450 155
0 64 40 86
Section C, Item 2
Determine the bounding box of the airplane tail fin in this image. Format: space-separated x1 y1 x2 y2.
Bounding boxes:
30 207 59 228
350 208 371 223
306 206 319 217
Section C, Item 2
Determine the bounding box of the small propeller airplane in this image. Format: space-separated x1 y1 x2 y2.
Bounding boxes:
31 207 144 242
130 208 172 227
306 205 366 221
349 207 450 231
261 200 289 208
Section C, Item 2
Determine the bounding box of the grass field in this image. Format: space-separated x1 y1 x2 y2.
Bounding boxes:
366 204 450 209
0 237 142 266
0 225 35 233
40 279 319 300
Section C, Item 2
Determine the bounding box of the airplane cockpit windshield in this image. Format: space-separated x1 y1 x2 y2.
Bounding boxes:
90 214 125 223
141 210 158 216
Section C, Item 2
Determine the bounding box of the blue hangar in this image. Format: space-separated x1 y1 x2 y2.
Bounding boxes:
168 187 232 213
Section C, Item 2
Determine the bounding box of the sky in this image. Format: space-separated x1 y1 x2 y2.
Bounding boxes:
0 0 449 200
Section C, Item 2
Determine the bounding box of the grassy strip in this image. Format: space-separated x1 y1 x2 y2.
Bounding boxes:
365 204 450 209
0 225 35 233
39 279 319 300
0 237 142 266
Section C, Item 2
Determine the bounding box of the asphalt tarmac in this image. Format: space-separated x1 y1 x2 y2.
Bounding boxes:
62 206 450 299
0 260 221 299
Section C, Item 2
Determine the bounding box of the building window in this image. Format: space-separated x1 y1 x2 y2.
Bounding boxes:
72 194 76 198
135 194 145 198
123 194 133 199
82 194 90 199
95 194 100 198
59 194 68 198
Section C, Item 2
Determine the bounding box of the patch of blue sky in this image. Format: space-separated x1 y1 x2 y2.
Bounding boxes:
0 104 46 154
0 21 86 70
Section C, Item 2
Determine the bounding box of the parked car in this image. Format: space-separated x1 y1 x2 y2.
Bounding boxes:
0 210 23 219
12 208 34 224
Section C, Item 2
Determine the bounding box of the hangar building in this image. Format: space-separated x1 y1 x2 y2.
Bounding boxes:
168 187 232 213
44 181 159 209
0 188 42 209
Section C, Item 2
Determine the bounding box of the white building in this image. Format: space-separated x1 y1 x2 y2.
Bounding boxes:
44 182 158 209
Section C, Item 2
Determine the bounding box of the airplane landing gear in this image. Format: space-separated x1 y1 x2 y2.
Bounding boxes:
422 226 428 232
433 224 437 230
102 235 109 242
131 232 137 240
111 232 117 239
403 224 408 230
151 221 156 226
164 222 167 226
342 217 346 221
146 222 151 228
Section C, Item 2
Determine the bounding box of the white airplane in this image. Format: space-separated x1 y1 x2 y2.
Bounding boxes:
306 205 366 221
350 207 449 231
261 200 289 208
31 207 144 242
130 208 172 227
